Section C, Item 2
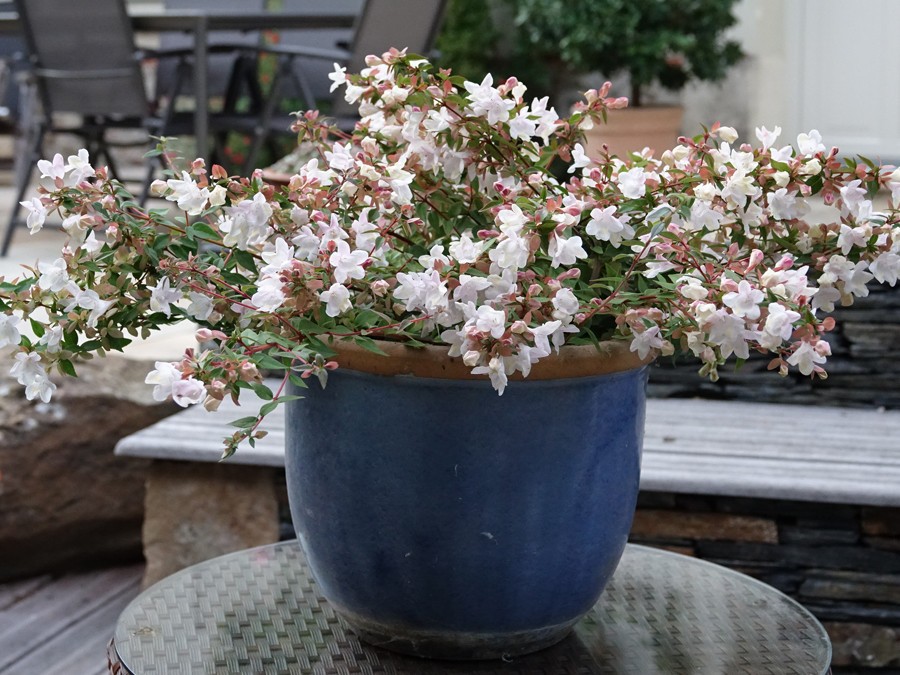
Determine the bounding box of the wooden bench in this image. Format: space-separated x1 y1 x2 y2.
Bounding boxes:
115 386 900 584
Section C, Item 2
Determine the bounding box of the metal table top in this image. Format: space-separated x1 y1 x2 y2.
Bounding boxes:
112 541 831 674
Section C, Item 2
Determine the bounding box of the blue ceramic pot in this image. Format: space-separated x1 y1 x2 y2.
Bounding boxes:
284 341 648 660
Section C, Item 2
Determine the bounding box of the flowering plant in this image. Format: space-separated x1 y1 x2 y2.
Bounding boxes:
2 50 899 456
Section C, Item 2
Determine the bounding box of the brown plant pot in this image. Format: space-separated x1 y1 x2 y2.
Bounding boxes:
583 105 684 160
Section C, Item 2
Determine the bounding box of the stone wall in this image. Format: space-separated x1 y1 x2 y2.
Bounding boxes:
648 284 900 410
631 492 900 674
0 355 178 582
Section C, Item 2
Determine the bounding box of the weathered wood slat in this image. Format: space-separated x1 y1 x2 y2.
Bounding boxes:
115 384 900 506
4 575 140 675
0 564 142 673
0 576 52 612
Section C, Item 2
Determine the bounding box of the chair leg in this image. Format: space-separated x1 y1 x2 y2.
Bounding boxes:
1 123 45 257
242 56 290 174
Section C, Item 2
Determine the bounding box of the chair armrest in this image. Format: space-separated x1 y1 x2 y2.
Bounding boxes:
252 44 350 63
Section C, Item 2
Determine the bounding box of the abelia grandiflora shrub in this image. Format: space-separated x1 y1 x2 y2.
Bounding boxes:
2 50 899 455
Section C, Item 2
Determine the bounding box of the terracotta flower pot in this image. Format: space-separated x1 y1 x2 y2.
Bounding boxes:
284 340 650 659
583 105 684 159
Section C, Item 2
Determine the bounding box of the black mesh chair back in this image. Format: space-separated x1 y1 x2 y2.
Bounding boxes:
156 0 265 108
15 0 148 119
332 0 447 117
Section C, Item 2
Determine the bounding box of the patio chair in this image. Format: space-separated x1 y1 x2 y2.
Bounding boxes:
235 0 448 172
0 0 257 256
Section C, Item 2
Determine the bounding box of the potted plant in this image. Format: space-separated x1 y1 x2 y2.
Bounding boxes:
512 0 743 157
2 50 899 660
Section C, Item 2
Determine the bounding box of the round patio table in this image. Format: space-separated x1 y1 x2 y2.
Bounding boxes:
110 541 832 674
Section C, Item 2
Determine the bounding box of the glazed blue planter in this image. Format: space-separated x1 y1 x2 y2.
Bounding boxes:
284 342 648 660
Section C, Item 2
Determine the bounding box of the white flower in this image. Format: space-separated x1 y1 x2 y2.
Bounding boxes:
65 149 95 184
292 225 321 262
586 206 634 246
448 233 485 264
787 341 828 375
64 289 113 327
488 233 530 271
464 73 514 125
209 185 228 206
319 283 353 317
870 251 900 286
260 238 296 275
145 361 181 402
552 287 580 319
165 171 210 215
797 130 826 155
839 180 867 218
0 314 21 348
759 303 801 348
509 109 537 140
38 258 69 292
37 153 66 183
687 199 724 232
328 62 347 92
472 305 507 338
617 167 648 199
717 126 739 143
171 377 206 407
150 277 182 317
548 234 587 268
677 276 708 301
630 324 665 360
385 162 415 205
38 325 63 353
496 205 528 234
251 276 286 312
723 280 764 320
452 274 492 304
418 244 450 270
568 143 591 173
706 310 751 359
325 142 355 171
20 198 47 234
755 125 781 150
25 373 56 403
471 356 508 394
187 292 215 321
221 192 273 250
329 240 369 284
393 271 448 315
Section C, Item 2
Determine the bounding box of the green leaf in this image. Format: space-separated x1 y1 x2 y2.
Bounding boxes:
352 336 388 355
58 359 78 377
251 382 274 400
233 249 257 271
29 319 45 338
259 400 279 416
229 416 259 429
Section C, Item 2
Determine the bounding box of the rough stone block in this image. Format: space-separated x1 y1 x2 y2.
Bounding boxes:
799 569 900 606
142 460 280 587
0 354 177 582
825 621 900 668
630 509 778 543
862 507 900 538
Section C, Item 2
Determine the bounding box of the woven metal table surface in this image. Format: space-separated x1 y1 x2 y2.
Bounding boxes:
113 541 831 675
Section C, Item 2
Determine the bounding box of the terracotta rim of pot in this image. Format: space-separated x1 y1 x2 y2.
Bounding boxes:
326 338 650 381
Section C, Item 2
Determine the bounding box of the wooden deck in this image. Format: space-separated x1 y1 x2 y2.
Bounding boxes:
0 564 144 675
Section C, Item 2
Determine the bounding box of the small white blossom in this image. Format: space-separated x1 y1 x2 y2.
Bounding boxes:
171 377 206 407
150 277 182 317
319 283 353 317
0 314 21 348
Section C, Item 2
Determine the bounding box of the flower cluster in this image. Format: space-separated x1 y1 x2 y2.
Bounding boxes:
2 50 899 455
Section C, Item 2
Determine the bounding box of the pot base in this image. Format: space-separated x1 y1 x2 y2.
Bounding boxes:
342 611 577 660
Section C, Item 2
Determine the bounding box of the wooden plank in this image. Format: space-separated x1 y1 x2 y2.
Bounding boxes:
115 385 900 505
0 564 142 672
4 574 140 675
0 576 52 611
